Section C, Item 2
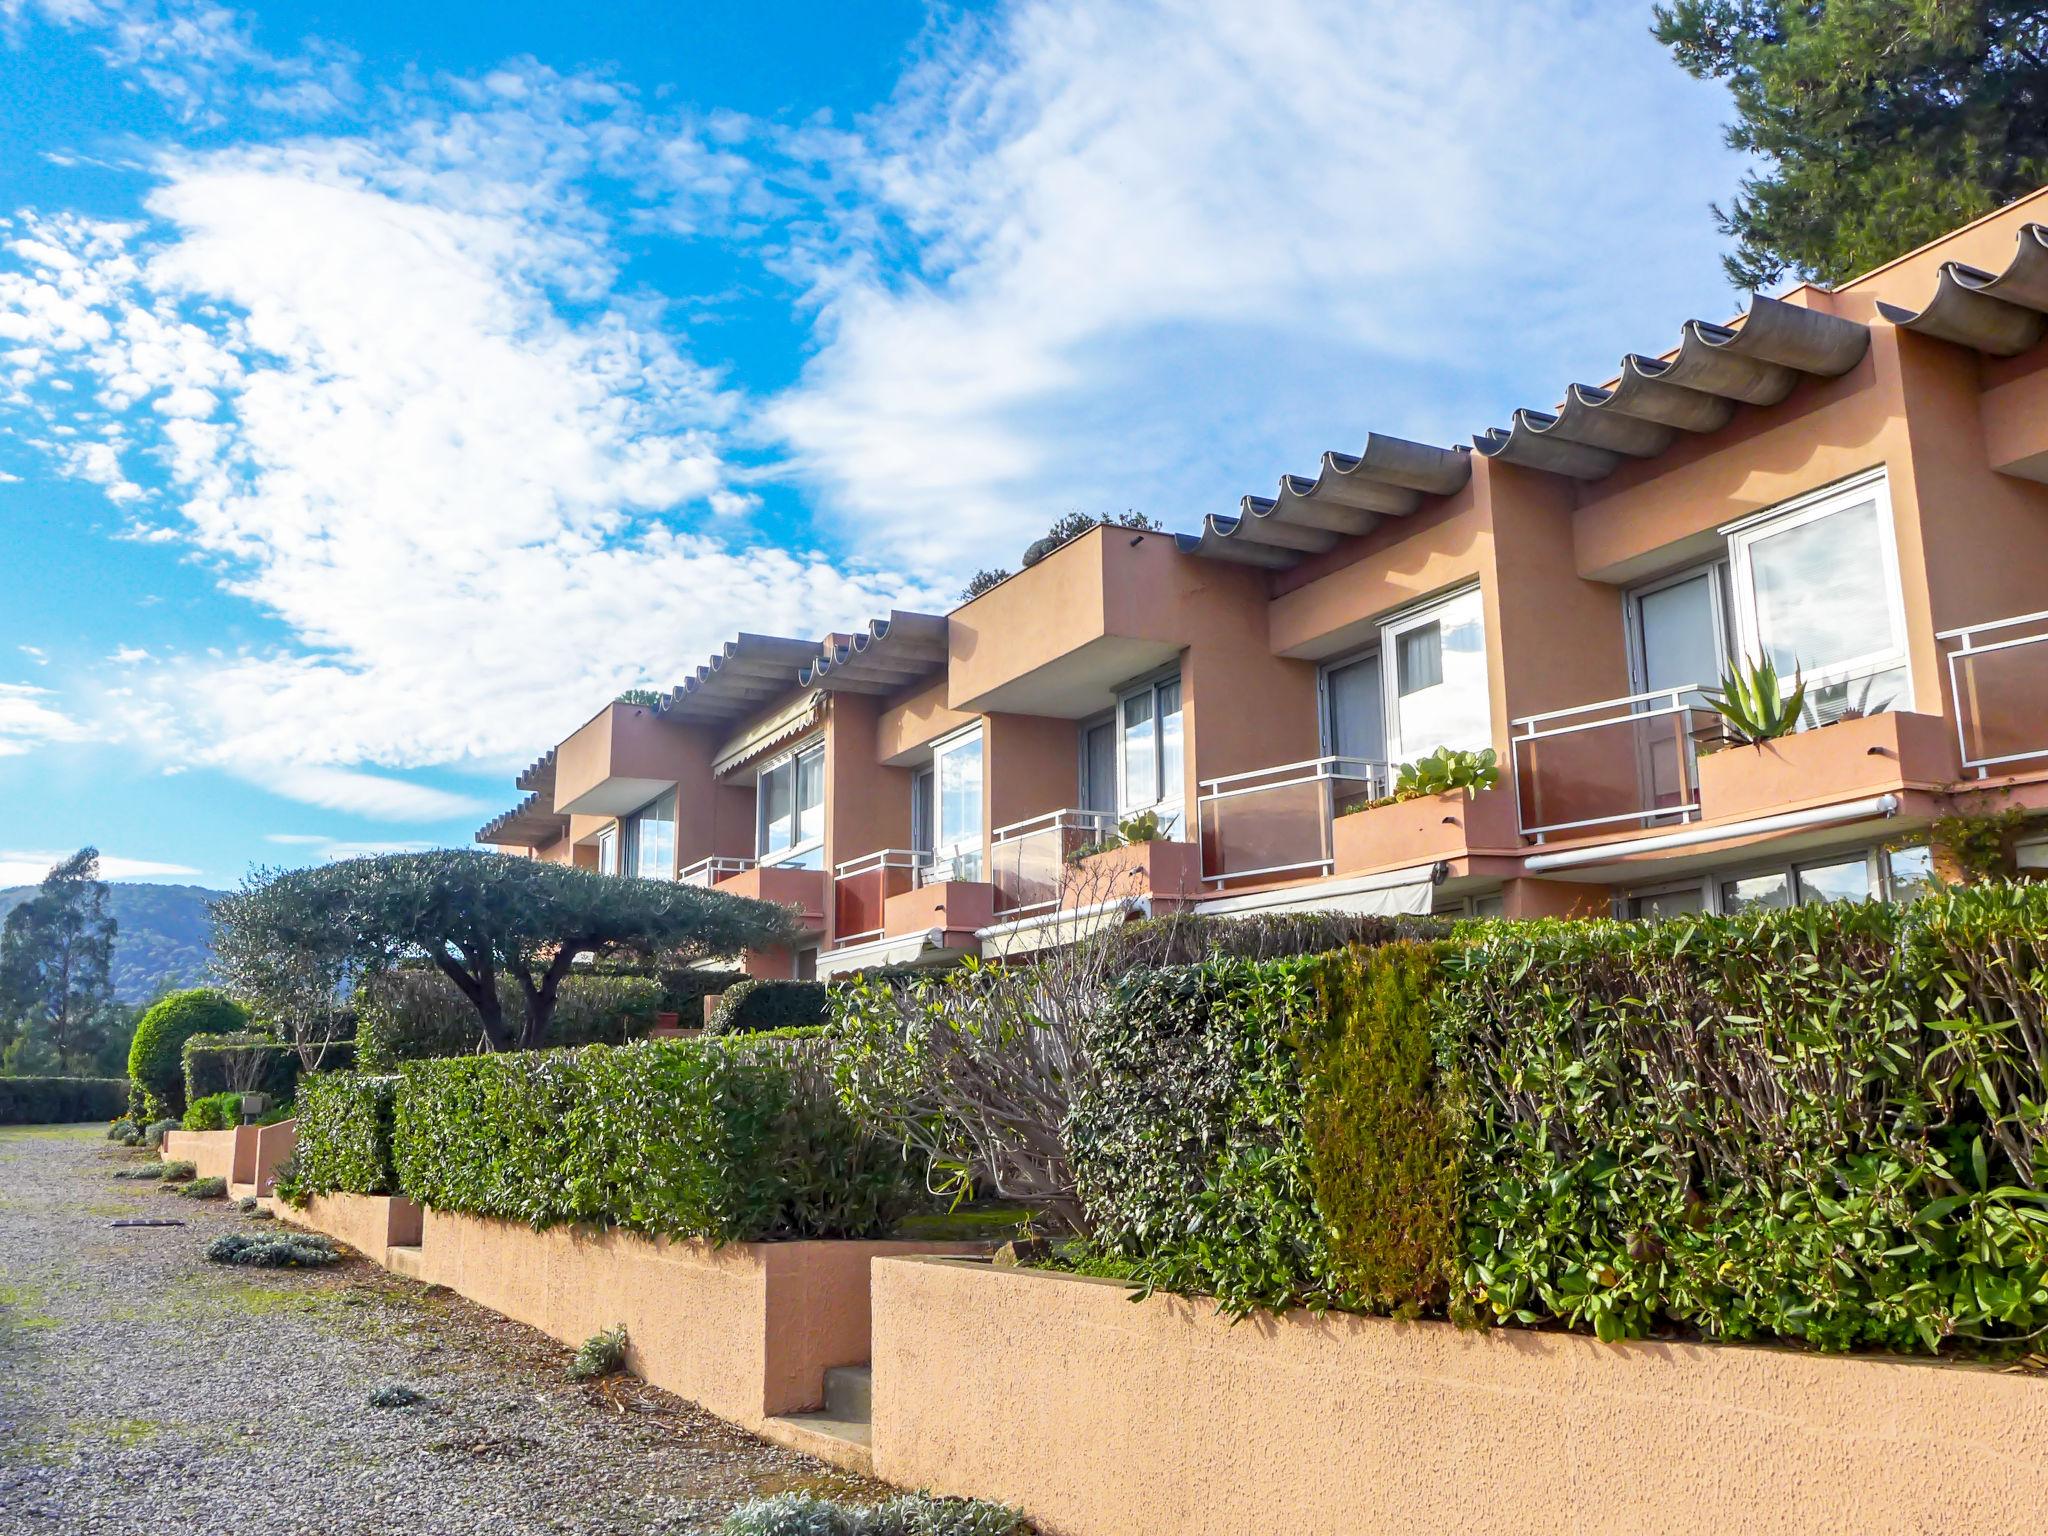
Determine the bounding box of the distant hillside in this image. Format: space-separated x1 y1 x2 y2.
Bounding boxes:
0 881 223 1003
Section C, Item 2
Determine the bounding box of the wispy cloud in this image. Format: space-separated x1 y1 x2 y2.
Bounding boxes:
0 848 199 884
0 681 85 756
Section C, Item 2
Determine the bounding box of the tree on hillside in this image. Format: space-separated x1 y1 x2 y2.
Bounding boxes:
216 850 802 1053
0 848 118 1073
1656 1 2048 288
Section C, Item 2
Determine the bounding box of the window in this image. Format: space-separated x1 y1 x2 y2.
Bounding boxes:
1724 471 1909 724
596 824 619 877
758 741 825 869
1627 885 1708 919
1718 870 1791 913
1080 717 1118 815
1321 651 1385 765
1628 565 1727 704
930 727 984 881
1396 622 1443 695
1794 856 1873 906
1117 674 1184 820
1383 587 1490 763
627 789 677 881
1887 845 1936 902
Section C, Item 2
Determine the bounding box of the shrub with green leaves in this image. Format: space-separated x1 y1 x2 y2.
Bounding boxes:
0 1076 128 1126
128 989 248 1120
183 1032 314 1108
355 970 662 1070
143 1118 178 1149
205 1231 338 1267
705 978 828 1035
182 1091 243 1132
280 1073 400 1206
568 1324 627 1381
393 1031 912 1242
180 1175 228 1199
158 1159 196 1182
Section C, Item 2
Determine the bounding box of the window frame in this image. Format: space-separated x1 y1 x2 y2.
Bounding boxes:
1114 668 1185 827
1377 583 1490 765
756 737 826 869
626 787 678 882
927 723 986 881
1618 840 1924 917
1624 560 1731 702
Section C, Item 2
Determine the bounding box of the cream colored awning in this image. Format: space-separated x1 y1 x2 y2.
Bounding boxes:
814 927 972 980
1194 864 1437 920
974 896 1147 961
713 692 822 778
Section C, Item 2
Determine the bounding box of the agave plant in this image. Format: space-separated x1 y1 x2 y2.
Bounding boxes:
1709 655 1806 745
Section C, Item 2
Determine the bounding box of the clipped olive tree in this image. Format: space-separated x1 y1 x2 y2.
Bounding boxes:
217 851 801 1053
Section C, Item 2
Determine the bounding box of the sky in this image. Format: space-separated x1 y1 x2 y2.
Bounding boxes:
0 0 1748 891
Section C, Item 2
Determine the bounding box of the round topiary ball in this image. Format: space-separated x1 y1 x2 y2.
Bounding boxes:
128 988 248 1121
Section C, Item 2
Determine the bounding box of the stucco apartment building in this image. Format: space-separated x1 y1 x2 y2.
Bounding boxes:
478 191 2048 981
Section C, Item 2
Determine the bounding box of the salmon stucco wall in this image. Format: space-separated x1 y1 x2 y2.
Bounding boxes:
871 1256 2048 1536
161 1128 237 1184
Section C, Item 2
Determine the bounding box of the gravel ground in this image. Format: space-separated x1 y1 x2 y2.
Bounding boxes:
0 1125 882 1535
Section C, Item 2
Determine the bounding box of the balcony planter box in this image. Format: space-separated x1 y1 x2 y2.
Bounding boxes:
870 1256 2048 1536
407 1210 984 1433
1696 710 1958 824
883 880 997 943
1064 839 1202 909
715 864 827 927
1331 785 1519 875
283 1191 423 1266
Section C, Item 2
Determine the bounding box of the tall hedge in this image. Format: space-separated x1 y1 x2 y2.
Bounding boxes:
705 978 828 1035
393 1032 913 1242
281 1072 400 1201
127 989 248 1120
0 1076 128 1125
183 1032 328 1107
355 971 662 1070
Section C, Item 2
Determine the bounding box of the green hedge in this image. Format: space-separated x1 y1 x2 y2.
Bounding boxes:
183 1032 332 1107
355 970 663 1070
706 978 828 1035
128 989 249 1119
1067 886 2048 1354
281 1072 400 1202
182 1091 243 1131
0 1076 129 1125
393 1031 912 1242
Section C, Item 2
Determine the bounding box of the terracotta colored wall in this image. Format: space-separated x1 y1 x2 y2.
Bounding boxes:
982 713 1077 842
161 1128 237 1183
283 1192 423 1266
1268 490 1490 658
877 676 977 764
872 1257 2048 1536
948 534 1113 708
413 1210 978 1428
822 695 913 946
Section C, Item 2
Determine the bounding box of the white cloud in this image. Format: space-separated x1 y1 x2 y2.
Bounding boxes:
237 764 486 822
17 644 47 665
261 832 432 859
0 681 86 756
763 0 1745 564
107 645 154 663
0 849 200 884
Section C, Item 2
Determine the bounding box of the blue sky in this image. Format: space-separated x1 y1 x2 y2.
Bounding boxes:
0 0 1746 891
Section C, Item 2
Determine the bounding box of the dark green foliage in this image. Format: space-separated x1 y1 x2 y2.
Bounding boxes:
183 1032 314 1107
0 1075 128 1125
1067 959 1335 1313
179 1175 228 1199
367 1382 424 1408
128 988 248 1120
1093 911 1451 971
393 1031 912 1242
143 1118 177 1149
354 970 663 1070
0 880 219 1004
205 1231 339 1267
282 1073 400 1203
182 1091 243 1132
1654 1 2048 287
112 1164 165 1181
106 1117 140 1141
1300 943 1462 1313
0 849 117 1073
567 1324 628 1380
705 978 828 1035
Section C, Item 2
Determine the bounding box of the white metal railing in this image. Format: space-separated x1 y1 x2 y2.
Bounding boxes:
1196 755 1390 885
989 808 1118 916
830 848 932 947
1510 685 1714 840
1939 609 2048 776
678 855 754 888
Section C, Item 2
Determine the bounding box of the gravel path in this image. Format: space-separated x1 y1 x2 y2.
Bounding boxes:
0 1125 881 1535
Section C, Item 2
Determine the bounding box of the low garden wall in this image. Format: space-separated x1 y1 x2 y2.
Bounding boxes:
161 1127 238 1183
872 1256 2048 1536
411 1209 978 1430
279 1190 422 1266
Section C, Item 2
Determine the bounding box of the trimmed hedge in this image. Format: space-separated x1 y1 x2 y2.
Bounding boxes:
1066 886 2048 1354
393 1031 912 1241
182 1091 242 1132
183 1032 333 1107
356 971 663 1070
128 989 248 1120
706 978 828 1035
0 1076 128 1125
281 1072 400 1202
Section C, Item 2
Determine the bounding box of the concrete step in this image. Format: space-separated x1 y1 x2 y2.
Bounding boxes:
386 1244 428 1281
822 1364 871 1422
759 1410 874 1477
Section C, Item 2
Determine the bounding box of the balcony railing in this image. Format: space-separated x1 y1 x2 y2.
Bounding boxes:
1511 687 1719 840
989 809 1118 917
1940 609 2048 775
1196 756 1389 886
678 855 754 889
831 848 932 947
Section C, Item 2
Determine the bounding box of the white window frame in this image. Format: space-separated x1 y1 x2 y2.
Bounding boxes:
595 824 619 877
927 723 985 882
1317 644 1384 753
1618 841 1924 917
1078 712 1118 816
756 738 825 869
1719 468 1912 702
625 788 678 881
1625 561 1731 701
1379 583 1490 765
1115 669 1185 829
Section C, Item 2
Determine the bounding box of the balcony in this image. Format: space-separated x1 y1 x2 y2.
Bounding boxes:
679 855 754 889
1510 687 1717 840
1941 609 2048 776
553 700 692 815
832 849 930 947
989 810 1115 917
698 861 825 931
1197 756 1388 886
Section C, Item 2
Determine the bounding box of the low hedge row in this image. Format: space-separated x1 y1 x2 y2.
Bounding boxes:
393 1032 914 1242
1067 885 2048 1354
281 1072 400 1202
706 978 828 1035
355 971 664 1070
0 1076 129 1125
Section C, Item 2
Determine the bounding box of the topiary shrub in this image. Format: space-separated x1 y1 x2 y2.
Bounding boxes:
705 978 828 1035
354 970 662 1070
182 1091 242 1132
106 1118 140 1141
179 1175 228 1199
143 1118 178 1149
0 1077 128 1125
128 989 248 1121
183 1032 320 1109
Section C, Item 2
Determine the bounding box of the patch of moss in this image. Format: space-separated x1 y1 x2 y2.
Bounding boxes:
895 1203 1041 1242
0 1281 60 1332
9 1417 166 1466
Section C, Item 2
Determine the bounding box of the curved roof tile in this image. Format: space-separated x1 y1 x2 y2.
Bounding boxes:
1878 222 2048 356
